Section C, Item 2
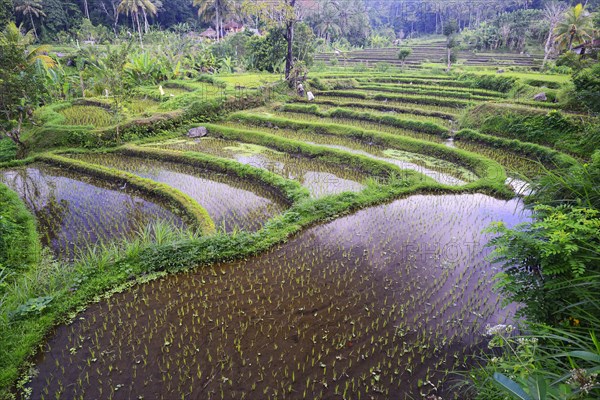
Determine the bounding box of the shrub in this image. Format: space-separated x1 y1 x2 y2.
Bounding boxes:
375 62 391 73
397 48 412 64
572 63 600 115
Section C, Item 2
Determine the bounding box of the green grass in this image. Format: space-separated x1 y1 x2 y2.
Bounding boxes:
59 105 114 127
454 129 577 169
0 182 41 277
467 69 570 84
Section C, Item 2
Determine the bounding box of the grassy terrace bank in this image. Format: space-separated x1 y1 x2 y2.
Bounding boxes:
289 98 457 120
314 90 474 108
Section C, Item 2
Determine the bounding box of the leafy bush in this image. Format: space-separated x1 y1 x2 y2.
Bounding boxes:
487 205 600 324
572 63 600 115
555 52 595 72
397 48 412 63
468 322 600 400
352 63 368 72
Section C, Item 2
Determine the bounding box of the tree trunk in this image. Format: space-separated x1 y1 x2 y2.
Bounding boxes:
142 7 149 33
542 26 554 68
135 13 143 48
568 33 575 51
83 0 90 19
30 13 38 40
80 73 86 97
216 2 220 41
284 0 297 81
285 20 294 80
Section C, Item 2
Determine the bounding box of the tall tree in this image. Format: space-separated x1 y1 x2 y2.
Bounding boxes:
243 0 299 80
193 0 228 40
117 0 158 48
542 1 568 68
443 19 458 71
14 0 45 40
555 3 593 51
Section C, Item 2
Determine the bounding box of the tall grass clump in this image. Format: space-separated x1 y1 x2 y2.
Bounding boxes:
0 182 40 278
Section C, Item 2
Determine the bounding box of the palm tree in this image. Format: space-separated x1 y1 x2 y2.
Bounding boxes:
554 3 593 51
193 0 228 41
14 0 45 40
315 3 341 43
117 0 158 48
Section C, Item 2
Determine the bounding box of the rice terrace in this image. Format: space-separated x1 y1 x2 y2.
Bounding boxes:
0 1 599 399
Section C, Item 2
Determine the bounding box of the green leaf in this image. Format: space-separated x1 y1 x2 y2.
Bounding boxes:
494 373 532 400
566 351 600 363
527 375 547 400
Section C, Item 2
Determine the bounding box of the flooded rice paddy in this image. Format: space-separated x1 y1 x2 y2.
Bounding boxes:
69 153 289 233
151 138 367 198
0 164 185 259
219 121 475 185
27 194 529 399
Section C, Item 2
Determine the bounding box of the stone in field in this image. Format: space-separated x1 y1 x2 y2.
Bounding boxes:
533 92 547 101
307 92 315 101
187 126 208 138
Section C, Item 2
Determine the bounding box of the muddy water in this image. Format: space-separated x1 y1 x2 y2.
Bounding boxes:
27 194 529 399
0 164 185 260
153 138 367 198
69 153 288 233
